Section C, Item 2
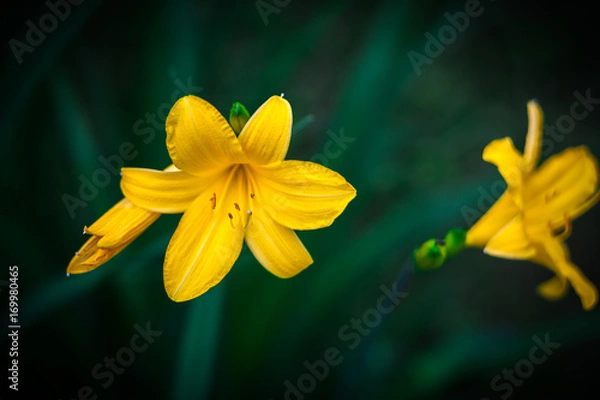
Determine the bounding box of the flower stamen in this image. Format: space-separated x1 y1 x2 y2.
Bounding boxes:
554 214 572 241
210 192 217 210
244 209 253 229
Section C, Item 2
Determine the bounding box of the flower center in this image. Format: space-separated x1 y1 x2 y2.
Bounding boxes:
211 165 258 230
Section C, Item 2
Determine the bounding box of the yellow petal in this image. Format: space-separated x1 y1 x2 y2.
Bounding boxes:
525 146 599 227
85 198 160 249
483 215 536 259
482 137 525 206
523 100 543 171
563 189 600 226
536 275 570 301
164 164 180 172
540 237 598 310
67 236 128 274
248 161 356 230
465 192 520 248
121 167 217 213
238 95 292 165
245 210 313 278
163 168 246 302
166 96 244 174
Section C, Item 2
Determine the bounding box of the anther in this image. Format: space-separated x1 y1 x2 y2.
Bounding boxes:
234 203 240 211
244 209 253 229
556 214 572 241
250 193 255 199
210 192 217 209
228 212 233 219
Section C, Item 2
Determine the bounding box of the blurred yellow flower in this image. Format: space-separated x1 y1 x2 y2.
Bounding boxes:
69 95 356 302
414 100 599 310
466 100 600 310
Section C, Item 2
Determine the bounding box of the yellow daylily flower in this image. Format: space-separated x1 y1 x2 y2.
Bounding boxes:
119 95 356 302
465 100 600 310
67 165 178 274
414 100 599 310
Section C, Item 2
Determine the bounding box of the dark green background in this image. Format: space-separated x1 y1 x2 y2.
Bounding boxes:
2 0 599 398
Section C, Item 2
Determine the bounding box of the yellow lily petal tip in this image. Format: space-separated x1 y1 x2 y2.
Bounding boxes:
535 276 569 301
527 98 541 111
583 296 598 311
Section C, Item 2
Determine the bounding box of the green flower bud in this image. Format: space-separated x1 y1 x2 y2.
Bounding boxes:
228 102 250 134
412 228 467 273
444 228 467 258
413 238 447 271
